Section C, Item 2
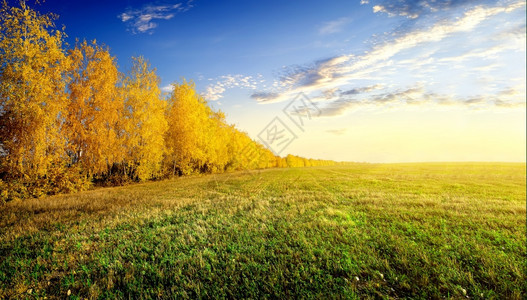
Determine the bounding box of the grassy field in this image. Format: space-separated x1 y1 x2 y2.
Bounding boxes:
0 163 525 299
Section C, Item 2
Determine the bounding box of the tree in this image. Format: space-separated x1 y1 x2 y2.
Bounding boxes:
0 1 342 201
65 40 122 177
206 110 231 172
0 1 68 180
165 80 207 174
122 57 167 180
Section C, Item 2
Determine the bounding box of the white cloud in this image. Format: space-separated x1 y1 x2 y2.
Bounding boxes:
341 84 384 95
120 13 133 22
371 0 487 19
251 92 280 102
318 85 526 117
326 128 347 135
204 85 226 101
343 3 525 75
202 75 259 101
319 17 352 35
251 0 525 115
161 85 174 93
119 1 193 34
438 45 509 63
320 98 362 116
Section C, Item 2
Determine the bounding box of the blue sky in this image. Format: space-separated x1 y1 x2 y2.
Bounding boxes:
32 0 526 162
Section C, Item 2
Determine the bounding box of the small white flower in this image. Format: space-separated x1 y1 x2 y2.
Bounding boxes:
355 276 360 281
67 289 71 296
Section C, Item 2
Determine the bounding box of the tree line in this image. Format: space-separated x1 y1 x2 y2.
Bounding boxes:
0 2 343 201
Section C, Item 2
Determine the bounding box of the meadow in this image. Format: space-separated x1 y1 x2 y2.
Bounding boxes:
0 163 525 299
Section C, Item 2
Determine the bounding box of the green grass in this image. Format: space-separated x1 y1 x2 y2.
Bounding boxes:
0 163 525 299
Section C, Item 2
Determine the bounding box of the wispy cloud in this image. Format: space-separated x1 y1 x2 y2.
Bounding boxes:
371 0 487 19
281 55 351 89
494 22 527 40
320 99 361 117
161 85 174 93
319 17 351 35
119 1 194 34
438 43 520 63
326 128 347 135
251 91 280 102
318 85 526 117
250 0 525 115
203 75 260 101
341 84 383 95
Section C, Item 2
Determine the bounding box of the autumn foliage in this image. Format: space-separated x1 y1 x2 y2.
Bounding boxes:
0 2 340 201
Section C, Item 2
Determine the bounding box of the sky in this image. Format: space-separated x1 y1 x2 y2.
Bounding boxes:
29 0 526 162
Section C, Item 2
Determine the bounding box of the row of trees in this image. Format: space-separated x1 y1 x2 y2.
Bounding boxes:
0 2 342 201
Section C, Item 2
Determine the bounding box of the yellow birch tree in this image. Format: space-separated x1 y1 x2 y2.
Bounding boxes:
65 40 122 177
0 1 68 180
165 80 217 174
122 57 167 180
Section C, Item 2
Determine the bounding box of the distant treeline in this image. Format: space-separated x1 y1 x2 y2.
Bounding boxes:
0 2 343 201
